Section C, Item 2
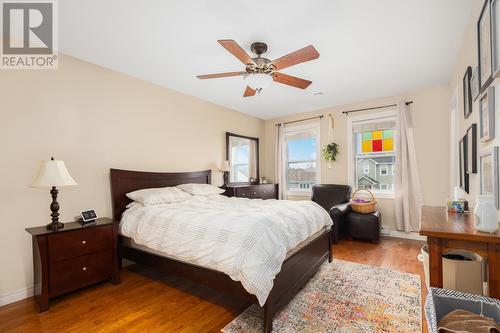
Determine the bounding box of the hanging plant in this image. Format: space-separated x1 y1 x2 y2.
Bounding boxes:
322 142 339 163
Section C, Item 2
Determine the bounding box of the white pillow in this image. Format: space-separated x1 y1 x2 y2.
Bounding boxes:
126 186 192 206
176 183 225 196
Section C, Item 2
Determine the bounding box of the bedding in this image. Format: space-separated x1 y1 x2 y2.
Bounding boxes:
176 183 225 196
119 195 332 305
126 186 192 206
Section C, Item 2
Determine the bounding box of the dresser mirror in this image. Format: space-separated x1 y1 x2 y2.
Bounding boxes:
226 132 259 184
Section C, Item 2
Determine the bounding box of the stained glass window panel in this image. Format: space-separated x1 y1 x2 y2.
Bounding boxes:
362 140 372 153
359 130 394 154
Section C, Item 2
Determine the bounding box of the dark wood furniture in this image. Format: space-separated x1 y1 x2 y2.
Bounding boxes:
26 218 120 312
420 206 500 299
222 183 278 199
110 168 332 333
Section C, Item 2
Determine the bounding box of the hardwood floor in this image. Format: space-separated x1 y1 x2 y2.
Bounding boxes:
0 238 426 333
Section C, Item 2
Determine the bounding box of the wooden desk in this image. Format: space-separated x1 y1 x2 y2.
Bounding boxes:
420 206 500 299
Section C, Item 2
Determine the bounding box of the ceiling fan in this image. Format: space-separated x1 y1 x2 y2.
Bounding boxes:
197 40 320 97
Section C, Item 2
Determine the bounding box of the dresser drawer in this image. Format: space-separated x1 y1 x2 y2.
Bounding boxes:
237 187 258 199
260 185 277 199
48 226 112 263
49 251 112 297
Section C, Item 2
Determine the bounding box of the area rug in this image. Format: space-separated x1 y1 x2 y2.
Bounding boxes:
222 259 421 333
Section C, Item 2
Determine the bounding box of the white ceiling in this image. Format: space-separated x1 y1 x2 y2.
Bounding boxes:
59 0 476 119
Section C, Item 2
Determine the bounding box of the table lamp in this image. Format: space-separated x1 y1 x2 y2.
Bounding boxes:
220 160 231 186
31 157 78 230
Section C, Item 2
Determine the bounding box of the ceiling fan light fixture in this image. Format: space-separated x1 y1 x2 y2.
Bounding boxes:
244 73 272 91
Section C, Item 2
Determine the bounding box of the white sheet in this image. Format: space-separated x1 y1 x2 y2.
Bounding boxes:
119 195 332 306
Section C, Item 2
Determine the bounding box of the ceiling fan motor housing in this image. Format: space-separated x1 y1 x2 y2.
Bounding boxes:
247 42 275 74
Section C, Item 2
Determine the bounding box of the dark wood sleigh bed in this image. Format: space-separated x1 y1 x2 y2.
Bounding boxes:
110 168 333 333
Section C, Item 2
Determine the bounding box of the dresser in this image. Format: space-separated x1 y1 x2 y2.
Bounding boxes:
26 218 120 312
222 184 278 200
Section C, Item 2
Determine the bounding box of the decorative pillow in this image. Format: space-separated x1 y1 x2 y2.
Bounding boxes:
176 183 225 196
126 186 192 206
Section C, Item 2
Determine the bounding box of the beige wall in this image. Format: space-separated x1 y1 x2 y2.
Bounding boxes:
0 54 264 298
449 0 500 210
263 86 451 230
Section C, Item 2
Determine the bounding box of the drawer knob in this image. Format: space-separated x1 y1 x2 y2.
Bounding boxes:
81 240 86 244
82 267 87 271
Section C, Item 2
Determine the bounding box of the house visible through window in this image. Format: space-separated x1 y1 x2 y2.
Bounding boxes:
350 110 396 196
283 123 320 194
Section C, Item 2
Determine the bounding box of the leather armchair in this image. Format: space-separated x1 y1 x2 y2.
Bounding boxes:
311 184 352 243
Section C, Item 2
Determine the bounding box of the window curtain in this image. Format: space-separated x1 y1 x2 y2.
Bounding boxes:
248 140 257 180
274 123 285 199
394 102 423 232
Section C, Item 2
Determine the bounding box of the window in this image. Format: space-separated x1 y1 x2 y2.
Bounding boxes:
348 110 396 197
283 123 320 194
380 165 388 175
392 164 396 175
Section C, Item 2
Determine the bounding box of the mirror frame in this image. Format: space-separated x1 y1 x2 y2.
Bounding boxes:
226 132 260 185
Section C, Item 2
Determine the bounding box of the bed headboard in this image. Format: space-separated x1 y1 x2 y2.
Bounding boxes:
110 168 211 221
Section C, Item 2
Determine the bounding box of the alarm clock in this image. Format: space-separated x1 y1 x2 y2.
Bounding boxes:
79 209 98 225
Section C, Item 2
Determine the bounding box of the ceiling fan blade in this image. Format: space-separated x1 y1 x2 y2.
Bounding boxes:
197 71 246 79
273 72 312 89
218 39 255 65
271 45 319 71
243 86 256 97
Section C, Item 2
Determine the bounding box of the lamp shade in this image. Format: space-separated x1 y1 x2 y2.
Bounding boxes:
220 160 231 172
244 73 272 90
31 159 78 187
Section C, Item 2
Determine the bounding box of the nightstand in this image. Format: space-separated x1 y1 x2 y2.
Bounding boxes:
26 218 120 312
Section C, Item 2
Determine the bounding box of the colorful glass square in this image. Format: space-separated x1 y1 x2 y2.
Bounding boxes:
372 139 382 152
383 130 393 139
362 132 372 140
383 138 393 151
362 140 372 153
372 130 383 140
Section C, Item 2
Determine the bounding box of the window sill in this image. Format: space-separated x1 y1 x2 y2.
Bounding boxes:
286 191 312 197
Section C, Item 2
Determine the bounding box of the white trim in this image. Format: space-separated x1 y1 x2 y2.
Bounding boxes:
381 228 427 241
348 108 397 195
0 286 34 306
283 122 321 196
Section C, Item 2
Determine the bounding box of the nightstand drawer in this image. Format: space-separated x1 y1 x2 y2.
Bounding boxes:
237 187 257 199
48 226 112 263
49 251 112 297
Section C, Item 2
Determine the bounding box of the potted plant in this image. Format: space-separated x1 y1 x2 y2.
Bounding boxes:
323 142 339 168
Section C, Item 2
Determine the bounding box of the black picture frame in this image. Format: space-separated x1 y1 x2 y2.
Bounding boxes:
479 86 496 142
492 0 500 78
479 0 494 92
466 124 478 174
471 66 480 101
459 136 469 193
463 66 473 118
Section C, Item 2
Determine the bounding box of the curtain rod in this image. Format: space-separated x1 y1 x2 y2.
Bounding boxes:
342 101 413 115
275 115 324 126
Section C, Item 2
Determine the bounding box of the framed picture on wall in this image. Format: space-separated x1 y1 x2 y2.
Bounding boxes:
492 0 500 77
478 0 494 91
463 66 473 118
471 66 480 101
459 136 469 193
479 86 495 142
466 124 478 174
480 146 499 208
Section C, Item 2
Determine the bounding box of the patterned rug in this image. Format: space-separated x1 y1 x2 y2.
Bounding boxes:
222 259 421 333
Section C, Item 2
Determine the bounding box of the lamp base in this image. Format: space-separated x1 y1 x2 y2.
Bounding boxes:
46 221 64 230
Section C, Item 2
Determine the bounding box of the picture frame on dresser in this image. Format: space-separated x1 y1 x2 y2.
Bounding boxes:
479 0 494 91
463 66 473 118
479 86 495 142
459 136 469 193
480 146 500 208
466 124 478 174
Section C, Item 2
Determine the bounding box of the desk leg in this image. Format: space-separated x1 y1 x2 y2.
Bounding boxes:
428 237 443 288
487 243 500 299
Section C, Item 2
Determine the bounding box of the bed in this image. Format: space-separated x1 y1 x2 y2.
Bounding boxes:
110 168 333 333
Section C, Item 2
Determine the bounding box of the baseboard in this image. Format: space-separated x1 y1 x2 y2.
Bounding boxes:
0 286 33 307
381 227 427 241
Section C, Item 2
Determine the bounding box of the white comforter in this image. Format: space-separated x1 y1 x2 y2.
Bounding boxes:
119 195 332 305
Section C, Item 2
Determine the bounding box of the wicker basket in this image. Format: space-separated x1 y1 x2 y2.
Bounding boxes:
350 189 377 214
